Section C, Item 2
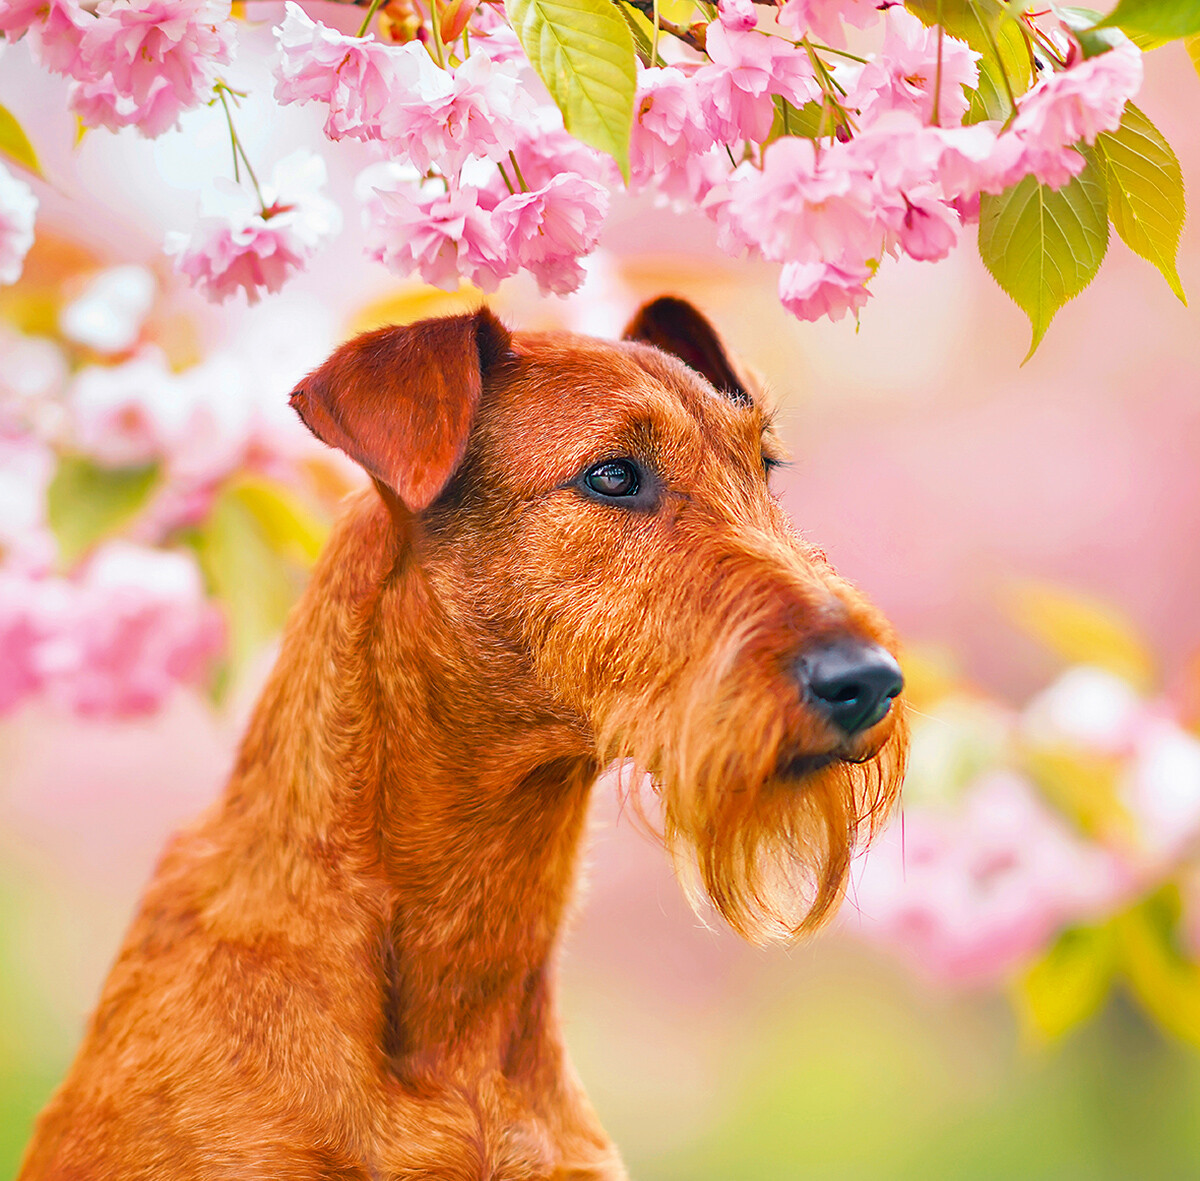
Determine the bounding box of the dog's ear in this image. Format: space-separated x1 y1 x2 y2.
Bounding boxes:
623 296 751 405
290 308 511 512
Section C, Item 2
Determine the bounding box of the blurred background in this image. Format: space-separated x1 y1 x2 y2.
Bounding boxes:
2 20 1200 1180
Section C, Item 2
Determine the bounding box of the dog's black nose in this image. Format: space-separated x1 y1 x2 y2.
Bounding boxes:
799 642 904 736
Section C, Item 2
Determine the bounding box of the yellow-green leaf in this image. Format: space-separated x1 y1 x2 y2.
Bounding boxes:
978 153 1109 362
1187 32 1200 74
0 104 42 179
1116 889 1200 1049
189 482 309 682
1015 923 1119 1043
907 0 1033 100
1006 580 1155 691
1098 0 1200 39
615 0 655 64
231 477 328 566
507 0 637 182
767 97 825 144
46 456 161 567
1022 745 1135 842
1093 102 1187 303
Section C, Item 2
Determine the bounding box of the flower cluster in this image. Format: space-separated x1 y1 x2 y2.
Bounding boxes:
0 0 235 136
0 0 1152 318
851 659 1200 985
0 264 337 718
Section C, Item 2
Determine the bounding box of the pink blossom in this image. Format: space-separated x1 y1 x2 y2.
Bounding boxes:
76 0 236 135
44 543 224 717
630 66 717 190
503 121 619 193
0 162 37 286
718 0 757 31
778 259 871 321
380 49 532 174
890 189 961 261
850 771 1130 983
69 74 187 138
272 1 399 141
706 137 879 265
67 349 185 468
698 23 816 143
1012 42 1142 151
0 0 88 74
852 7 978 126
165 152 341 305
491 172 609 296
361 168 509 292
0 572 46 713
776 0 878 46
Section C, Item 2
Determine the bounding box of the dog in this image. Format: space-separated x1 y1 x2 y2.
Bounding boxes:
19 297 908 1180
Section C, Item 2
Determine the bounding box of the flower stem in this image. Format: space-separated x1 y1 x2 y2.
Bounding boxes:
355 0 385 37
214 82 267 215
651 0 661 67
507 149 529 192
427 0 447 67
497 160 516 194
931 0 944 126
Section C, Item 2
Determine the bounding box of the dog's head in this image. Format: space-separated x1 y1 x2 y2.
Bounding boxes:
291 299 908 943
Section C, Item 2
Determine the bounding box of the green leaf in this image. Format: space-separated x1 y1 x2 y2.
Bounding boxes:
1015 923 1119 1043
232 476 328 566
978 153 1109 361
907 0 1033 101
0 104 42 179
767 96 825 143
966 56 1014 123
1093 103 1186 303
615 0 655 64
46 456 160 567
188 480 311 685
1098 0 1200 38
507 0 637 182
1059 6 1131 54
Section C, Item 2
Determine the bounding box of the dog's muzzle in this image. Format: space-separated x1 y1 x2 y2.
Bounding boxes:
798 641 904 737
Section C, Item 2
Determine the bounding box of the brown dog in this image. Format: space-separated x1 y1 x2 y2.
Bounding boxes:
19 297 907 1180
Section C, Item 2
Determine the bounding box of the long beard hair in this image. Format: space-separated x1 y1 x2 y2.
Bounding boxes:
592 567 909 946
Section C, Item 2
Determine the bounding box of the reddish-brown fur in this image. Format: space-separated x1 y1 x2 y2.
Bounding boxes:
19 299 908 1180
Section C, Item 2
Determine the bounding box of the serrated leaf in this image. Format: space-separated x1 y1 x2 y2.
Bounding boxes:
46 456 161 567
1098 0 1200 37
907 0 1033 100
1007 579 1155 690
1015 923 1119 1043
978 154 1109 360
615 0 655 64
507 0 637 182
1093 103 1186 303
0 104 42 180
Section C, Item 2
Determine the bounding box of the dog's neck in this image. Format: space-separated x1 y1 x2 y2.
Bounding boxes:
226 491 597 1071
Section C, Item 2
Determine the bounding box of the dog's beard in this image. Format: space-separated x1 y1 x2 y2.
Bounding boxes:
595 617 909 946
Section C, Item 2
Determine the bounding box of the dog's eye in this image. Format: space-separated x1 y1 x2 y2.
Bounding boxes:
584 460 640 498
763 455 786 479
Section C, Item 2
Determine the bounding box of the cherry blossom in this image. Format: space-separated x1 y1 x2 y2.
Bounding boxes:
272 1 399 141
491 172 609 296
361 168 509 291
778 259 872 321
776 0 878 46
165 151 341 304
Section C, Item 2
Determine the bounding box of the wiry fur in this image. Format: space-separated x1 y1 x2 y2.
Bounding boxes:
19 299 907 1180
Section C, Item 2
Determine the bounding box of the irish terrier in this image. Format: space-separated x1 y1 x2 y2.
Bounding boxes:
20 297 908 1180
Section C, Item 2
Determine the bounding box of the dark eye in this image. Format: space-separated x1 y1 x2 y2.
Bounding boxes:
763 455 785 479
584 460 640 498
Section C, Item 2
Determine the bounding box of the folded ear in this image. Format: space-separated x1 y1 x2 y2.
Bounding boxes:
623 296 751 405
290 307 511 512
